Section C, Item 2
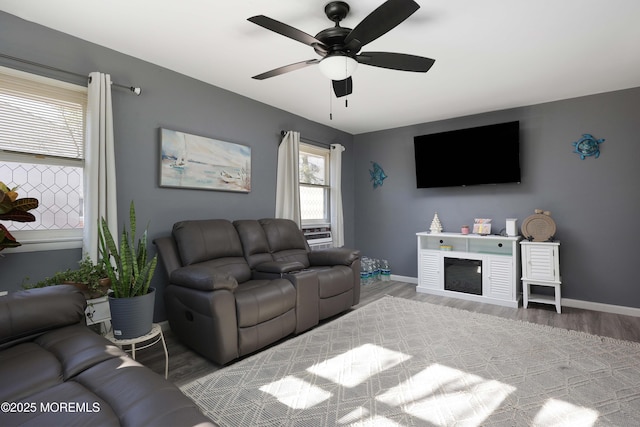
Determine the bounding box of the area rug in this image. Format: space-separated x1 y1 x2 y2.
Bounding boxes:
181 296 640 426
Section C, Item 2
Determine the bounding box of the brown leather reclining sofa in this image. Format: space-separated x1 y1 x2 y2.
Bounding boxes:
0 285 214 427
154 218 361 365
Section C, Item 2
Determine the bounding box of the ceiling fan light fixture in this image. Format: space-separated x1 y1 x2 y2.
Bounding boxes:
318 55 358 80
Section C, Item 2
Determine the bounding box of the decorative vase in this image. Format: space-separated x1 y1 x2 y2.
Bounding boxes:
108 287 155 339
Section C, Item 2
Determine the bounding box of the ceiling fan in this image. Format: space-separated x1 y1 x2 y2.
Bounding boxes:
248 0 435 98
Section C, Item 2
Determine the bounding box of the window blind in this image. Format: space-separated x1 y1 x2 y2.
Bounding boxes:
0 66 87 160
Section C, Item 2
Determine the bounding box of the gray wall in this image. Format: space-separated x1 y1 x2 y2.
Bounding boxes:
0 12 355 320
354 87 640 308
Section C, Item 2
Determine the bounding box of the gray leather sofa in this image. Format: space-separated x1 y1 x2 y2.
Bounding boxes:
0 285 214 427
154 218 360 365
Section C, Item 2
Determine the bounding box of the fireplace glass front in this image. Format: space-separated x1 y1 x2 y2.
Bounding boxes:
444 257 482 295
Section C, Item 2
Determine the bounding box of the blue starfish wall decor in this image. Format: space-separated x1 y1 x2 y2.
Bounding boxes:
572 133 604 159
369 162 387 189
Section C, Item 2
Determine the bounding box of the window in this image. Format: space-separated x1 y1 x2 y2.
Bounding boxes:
0 66 87 252
299 143 330 225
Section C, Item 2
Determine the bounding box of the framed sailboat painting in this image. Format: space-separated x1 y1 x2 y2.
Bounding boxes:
159 128 251 192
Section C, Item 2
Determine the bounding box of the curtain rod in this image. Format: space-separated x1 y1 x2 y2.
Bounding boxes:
0 52 142 95
280 130 334 149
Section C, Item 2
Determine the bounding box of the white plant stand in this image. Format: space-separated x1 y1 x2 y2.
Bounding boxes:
105 323 169 379
520 240 561 313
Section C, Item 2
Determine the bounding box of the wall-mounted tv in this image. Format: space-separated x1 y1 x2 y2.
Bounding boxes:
414 121 521 188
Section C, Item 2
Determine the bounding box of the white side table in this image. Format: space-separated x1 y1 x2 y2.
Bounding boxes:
105 323 169 379
85 296 111 334
520 241 561 313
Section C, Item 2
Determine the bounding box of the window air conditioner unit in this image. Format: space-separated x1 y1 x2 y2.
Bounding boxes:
302 225 333 251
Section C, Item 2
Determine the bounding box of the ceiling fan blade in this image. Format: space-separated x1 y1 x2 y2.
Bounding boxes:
344 0 420 52
357 52 435 72
252 59 320 80
332 77 353 98
248 15 328 53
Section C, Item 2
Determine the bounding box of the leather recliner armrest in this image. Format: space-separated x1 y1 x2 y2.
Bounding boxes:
308 248 360 266
153 236 182 277
170 265 238 292
254 261 306 274
284 270 320 334
0 285 86 347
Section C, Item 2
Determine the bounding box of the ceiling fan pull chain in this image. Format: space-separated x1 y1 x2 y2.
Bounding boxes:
329 81 333 120
344 59 349 109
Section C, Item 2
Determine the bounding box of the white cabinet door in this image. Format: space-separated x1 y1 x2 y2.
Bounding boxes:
485 256 514 300
522 244 558 282
419 252 441 289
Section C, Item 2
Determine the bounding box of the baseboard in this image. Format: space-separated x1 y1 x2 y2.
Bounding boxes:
390 275 640 317
562 298 640 318
390 274 418 284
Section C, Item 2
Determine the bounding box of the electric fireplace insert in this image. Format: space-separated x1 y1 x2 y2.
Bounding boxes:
444 257 482 295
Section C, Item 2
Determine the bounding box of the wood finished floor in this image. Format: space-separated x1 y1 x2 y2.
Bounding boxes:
135 280 640 387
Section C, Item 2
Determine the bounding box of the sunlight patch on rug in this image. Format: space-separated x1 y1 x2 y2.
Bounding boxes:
534 398 599 427
377 363 516 426
259 375 332 409
338 407 370 424
307 343 411 388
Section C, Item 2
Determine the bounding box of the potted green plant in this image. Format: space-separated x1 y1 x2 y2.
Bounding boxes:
24 255 111 299
99 201 157 339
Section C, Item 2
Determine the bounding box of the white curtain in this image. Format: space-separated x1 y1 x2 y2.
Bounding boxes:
83 72 118 262
330 144 345 247
275 131 301 227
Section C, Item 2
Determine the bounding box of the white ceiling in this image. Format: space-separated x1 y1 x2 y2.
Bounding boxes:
2 0 640 135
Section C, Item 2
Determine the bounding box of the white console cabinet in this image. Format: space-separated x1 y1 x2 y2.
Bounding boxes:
417 232 522 307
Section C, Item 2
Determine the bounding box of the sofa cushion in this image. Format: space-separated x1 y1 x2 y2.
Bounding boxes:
75 356 208 427
259 218 311 267
0 342 62 402
34 324 124 379
267 248 310 267
173 219 244 266
233 219 273 268
235 279 296 328
0 324 127 402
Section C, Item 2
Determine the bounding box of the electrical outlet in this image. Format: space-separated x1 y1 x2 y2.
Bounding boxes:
0 290 8 296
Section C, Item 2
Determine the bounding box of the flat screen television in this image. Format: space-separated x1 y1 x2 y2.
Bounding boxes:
414 121 521 188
